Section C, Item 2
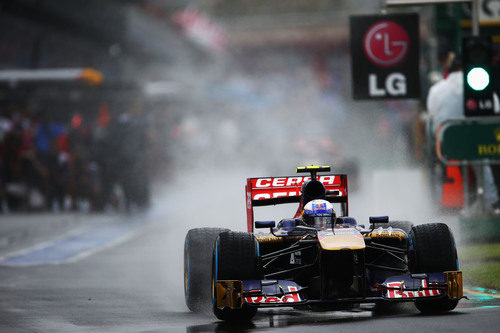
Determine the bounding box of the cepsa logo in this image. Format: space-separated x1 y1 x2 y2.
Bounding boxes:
250 176 343 200
252 176 338 188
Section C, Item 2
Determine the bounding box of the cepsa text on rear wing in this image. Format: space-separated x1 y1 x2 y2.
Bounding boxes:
245 174 348 232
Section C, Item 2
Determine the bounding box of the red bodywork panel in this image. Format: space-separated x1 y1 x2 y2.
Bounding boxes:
245 175 348 232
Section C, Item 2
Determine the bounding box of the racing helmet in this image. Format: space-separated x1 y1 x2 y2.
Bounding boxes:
302 199 336 228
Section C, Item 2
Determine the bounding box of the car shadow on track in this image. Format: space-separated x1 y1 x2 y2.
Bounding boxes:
185 307 467 333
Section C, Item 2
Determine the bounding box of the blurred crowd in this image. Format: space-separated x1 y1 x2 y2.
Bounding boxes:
0 49 419 214
0 104 151 213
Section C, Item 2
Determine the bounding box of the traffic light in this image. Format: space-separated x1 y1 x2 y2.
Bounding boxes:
463 36 494 116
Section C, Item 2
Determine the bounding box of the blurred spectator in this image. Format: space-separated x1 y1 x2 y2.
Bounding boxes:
99 103 150 212
0 102 153 214
427 56 463 135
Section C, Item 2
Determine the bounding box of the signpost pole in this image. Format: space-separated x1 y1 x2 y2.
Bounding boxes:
476 163 485 213
471 0 479 36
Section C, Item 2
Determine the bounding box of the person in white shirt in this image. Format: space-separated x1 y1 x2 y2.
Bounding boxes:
427 56 499 213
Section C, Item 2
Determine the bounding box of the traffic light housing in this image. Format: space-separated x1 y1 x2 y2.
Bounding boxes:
463 36 494 116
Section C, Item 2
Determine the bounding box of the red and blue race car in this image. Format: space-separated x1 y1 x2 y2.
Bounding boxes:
184 166 463 321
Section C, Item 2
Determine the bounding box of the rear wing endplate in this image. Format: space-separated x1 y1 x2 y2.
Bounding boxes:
245 174 348 232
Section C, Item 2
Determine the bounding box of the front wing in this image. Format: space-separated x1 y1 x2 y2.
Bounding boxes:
215 271 463 309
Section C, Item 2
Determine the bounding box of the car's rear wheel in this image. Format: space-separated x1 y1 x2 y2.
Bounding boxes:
212 231 259 321
409 223 459 314
184 228 229 312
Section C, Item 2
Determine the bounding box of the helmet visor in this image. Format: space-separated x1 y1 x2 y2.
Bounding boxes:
304 213 334 228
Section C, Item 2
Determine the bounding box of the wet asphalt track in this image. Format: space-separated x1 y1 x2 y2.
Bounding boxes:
0 212 499 332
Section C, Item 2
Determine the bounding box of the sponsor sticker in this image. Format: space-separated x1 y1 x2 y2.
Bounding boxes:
245 286 301 304
252 176 338 188
249 175 345 201
290 251 302 265
386 280 440 298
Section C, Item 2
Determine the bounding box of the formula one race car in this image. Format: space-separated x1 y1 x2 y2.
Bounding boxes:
184 166 463 321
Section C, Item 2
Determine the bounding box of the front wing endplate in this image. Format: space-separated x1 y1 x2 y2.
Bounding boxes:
216 280 243 309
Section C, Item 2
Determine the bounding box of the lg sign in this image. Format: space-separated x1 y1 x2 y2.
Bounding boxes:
364 21 409 97
350 14 419 100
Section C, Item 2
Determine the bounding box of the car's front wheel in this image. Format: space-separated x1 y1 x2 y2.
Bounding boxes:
184 228 229 312
409 223 459 314
212 231 259 321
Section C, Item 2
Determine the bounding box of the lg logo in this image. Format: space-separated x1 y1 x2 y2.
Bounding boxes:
363 21 410 97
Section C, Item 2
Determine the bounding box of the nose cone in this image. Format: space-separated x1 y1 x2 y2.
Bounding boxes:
318 234 365 251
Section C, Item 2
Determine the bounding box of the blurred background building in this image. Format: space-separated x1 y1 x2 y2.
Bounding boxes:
0 0 475 213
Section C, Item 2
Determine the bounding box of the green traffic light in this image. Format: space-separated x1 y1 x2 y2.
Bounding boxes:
466 67 490 91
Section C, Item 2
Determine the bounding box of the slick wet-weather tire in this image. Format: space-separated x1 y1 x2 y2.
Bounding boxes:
212 231 259 321
409 223 459 314
184 228 229 312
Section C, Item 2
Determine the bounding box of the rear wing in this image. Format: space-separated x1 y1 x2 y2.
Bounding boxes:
245 174 348 232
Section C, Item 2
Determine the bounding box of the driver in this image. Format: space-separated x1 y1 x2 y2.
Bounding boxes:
302 199 336 229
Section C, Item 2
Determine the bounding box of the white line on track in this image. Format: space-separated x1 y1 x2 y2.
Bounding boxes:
0 213 152 266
